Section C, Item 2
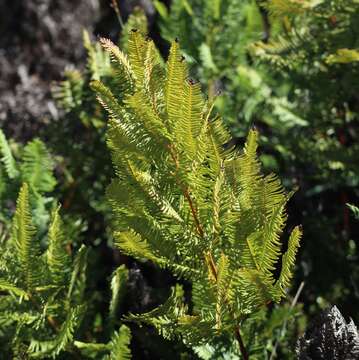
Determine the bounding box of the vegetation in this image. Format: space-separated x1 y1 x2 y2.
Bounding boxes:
93 33 301 358
0 0 358 358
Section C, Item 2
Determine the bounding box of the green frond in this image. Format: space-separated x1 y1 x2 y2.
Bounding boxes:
90 80 124 119
120 6 148 51
126 92 172 143
67 245 88 303
348 203 359 220
127 30 148 85
165 40 187 129
214 254 232 330
276 226 302 295
237 129 262 209
52 69 85 113
106 325 132 360
100 37 135 97
259 196 288 279
11 183 39 290
114 230 161 264
326 48 359 64
46 206 71 286
83 29 111 81
20 139 56 193
266 0 319 17
233 269 276 314
175 80 204 161
0 278 29 301
29 305 85 358
126 285 187 340
0 129 19 179
108 265 128 324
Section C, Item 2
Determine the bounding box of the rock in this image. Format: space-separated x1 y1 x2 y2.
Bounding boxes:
297 305 359 359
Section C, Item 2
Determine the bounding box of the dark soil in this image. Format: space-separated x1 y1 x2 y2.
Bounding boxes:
0 0 155 141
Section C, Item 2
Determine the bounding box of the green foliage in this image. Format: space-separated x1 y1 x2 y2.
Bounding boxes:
0 184 131 358
250 0 359 185
0 130 56 234
93 32 301 356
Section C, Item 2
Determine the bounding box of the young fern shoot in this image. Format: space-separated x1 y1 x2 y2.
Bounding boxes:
93 31 302 357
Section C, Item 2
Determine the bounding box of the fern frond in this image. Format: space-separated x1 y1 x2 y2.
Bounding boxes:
165 40 187 129
114 230 161 264
46 206 71 286
11 183 39 290
106 325 132 360
20 139 56 193
83 29 111 81
120 6 148 51
214 254 232 330
29 305 85 357
94 34 302 348
175 80 204 161
266 0 319 17
100 37 135 97
276 226 302 295
108 265 128 324
127 30 148 85
0 129 19 179
126 285 187 340
0 278 29 301
67 245 88 303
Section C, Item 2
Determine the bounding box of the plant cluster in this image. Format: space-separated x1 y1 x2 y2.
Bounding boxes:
1 0 358 358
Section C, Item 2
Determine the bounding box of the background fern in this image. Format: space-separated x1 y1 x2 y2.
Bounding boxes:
0 183 131 358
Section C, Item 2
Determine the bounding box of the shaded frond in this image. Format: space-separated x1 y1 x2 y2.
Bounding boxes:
276 226 302 295
108 265 128 324
29 305 85 358
20 139 56 193
0 129 18 179
0 278 29 301
46 206 71 286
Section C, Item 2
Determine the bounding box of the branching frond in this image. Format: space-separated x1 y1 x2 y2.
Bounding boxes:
94 33 301 348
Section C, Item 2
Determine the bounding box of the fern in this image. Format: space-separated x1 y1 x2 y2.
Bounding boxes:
0 185 131 358
93 32 301 356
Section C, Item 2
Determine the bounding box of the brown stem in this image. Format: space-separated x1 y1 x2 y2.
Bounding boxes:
235 326 249 360
184 188 204 237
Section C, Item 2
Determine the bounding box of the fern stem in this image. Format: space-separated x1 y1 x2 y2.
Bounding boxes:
235 326 249 360
184 188 204 238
